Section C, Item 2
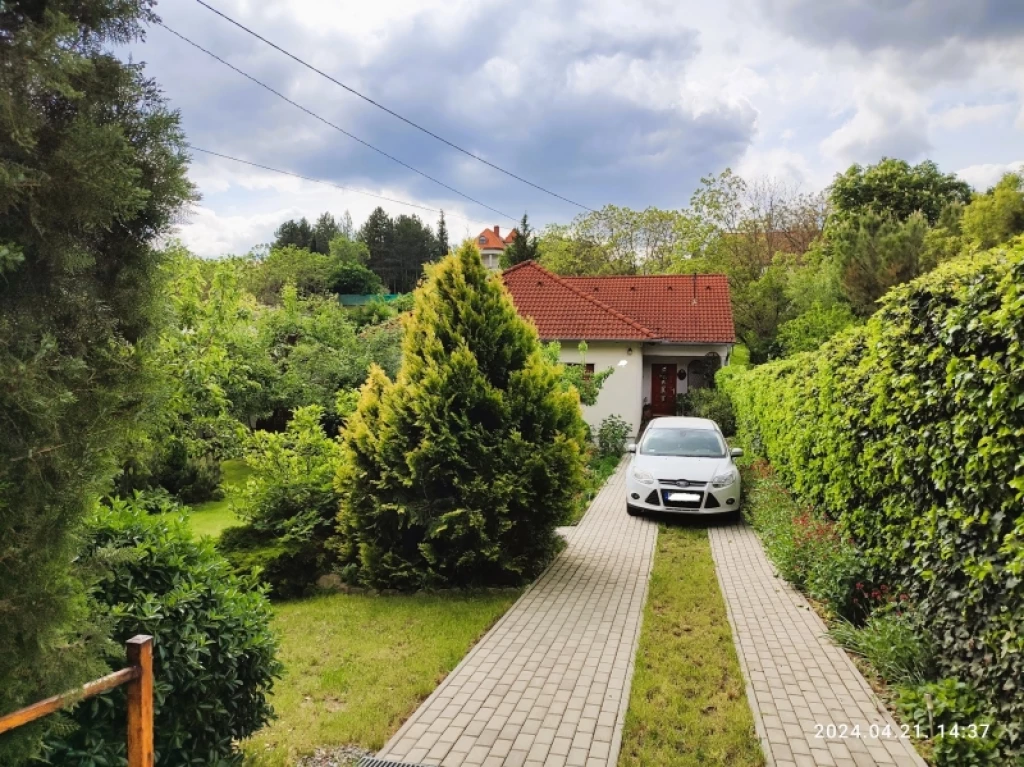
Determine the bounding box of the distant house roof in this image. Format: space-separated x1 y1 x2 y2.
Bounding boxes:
501 261 735 344
475 225 517 251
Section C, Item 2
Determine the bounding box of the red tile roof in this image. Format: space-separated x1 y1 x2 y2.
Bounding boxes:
501 261 735 343
475 226 517 250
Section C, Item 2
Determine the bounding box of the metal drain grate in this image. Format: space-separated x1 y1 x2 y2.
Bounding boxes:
357 758 438 767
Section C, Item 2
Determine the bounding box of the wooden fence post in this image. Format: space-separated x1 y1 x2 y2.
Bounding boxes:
125 635 154 767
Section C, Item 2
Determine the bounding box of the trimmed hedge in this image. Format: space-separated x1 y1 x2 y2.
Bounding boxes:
719 240 1024 757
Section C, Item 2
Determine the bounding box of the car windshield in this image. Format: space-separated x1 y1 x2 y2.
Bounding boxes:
640 427 725 458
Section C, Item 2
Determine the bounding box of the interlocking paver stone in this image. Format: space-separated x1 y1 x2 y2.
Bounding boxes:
376 459 657 767
709 523 926 767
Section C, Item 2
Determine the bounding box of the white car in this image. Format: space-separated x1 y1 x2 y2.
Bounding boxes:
626 416 742 517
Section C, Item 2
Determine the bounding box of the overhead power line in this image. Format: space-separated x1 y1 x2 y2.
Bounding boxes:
188 145 496 228
193 0 595 214
157 22 518 224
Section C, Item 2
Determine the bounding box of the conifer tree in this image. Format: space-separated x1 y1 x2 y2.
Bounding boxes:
335 243 587 588
436 210 450 259
0 2 192 760
501 212 539 268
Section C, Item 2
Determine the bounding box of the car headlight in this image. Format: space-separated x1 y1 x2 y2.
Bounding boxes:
711 469 737 488
632 467 655 486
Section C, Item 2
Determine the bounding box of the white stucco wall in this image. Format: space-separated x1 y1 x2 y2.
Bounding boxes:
557 341 643 437
556 341 734 438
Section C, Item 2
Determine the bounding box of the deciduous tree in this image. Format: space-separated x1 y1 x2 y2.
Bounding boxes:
829 158 972 227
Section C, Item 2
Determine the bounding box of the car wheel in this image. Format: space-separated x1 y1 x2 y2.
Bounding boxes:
626 504 641 517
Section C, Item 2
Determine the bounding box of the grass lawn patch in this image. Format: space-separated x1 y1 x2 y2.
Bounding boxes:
179 458 252 539
619 524 763 767
243 589 519 765
566 452 622 525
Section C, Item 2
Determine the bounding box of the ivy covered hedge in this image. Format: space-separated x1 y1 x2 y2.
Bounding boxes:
719 240 1024 757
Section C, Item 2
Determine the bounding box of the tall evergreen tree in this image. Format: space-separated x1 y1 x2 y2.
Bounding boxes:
335 243 587 589
436 210 450 259
0 1 193 761
311 212 340 254
358 206 395 286
391 213 435 293
501 213 540 268
273 216 314 250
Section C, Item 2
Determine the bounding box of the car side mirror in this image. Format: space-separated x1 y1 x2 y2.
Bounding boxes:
626 443 636 454
730 447 744 458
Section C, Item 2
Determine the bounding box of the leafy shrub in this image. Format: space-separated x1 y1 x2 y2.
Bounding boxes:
219 406 342 596
740 463 868 619
597 415 630 456
335 243 587 589
776 301 857 356
721 242 1024 757
896 679 1002 766
330 261 382 295
218 526 313 599
44 500 281 766
677 387 736 436
830 609 936 685
540 341 614 407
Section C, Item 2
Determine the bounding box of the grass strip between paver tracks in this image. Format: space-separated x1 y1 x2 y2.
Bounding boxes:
619 523 764 767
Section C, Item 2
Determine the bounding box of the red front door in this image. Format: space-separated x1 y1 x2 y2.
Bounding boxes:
651 363 677 416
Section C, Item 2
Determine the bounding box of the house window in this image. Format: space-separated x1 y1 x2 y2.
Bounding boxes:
478 236 487 245
567 362 595 380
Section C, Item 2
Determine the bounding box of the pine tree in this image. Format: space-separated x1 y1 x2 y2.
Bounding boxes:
311 212 340 254
358 206 395 287
0 1 192 761
274 217 315 250
436 210 450 259
335 242 588 589
500 212 540 268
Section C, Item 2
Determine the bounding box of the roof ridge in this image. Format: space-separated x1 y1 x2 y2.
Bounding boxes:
509 261 656 338
562 273 731 280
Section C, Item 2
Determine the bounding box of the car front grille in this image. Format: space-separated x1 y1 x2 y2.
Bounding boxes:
658 479 707 488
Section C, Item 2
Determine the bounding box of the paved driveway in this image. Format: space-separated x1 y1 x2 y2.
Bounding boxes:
376 460 657 767
710 524 927 767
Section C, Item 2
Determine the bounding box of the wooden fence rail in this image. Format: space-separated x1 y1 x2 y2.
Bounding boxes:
0 635 154 767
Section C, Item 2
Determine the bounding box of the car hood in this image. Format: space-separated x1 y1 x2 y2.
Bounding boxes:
632 454 730 482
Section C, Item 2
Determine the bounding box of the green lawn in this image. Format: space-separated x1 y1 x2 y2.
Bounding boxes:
242 589 518 766
619 524 763 767
182 458 251 539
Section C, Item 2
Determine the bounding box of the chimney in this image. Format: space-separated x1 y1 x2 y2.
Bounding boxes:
494 225 500 238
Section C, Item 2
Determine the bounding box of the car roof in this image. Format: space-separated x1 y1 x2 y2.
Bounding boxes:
645 416 720 431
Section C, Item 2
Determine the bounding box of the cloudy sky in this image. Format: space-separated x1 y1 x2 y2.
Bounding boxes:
133 0 1024 257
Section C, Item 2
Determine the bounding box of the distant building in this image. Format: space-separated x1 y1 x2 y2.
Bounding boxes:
474 225 517 270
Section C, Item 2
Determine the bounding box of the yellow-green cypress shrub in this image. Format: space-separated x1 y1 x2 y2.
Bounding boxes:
335 243 588 589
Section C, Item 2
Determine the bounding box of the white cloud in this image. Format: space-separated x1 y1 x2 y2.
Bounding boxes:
820 78 931 166
736 146 818 188
137 0 1024 251
934 103 1012 130
956 160 1024 190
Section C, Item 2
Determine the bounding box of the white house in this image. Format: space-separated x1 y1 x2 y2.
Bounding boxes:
502 261 736 437
474 225 516 270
